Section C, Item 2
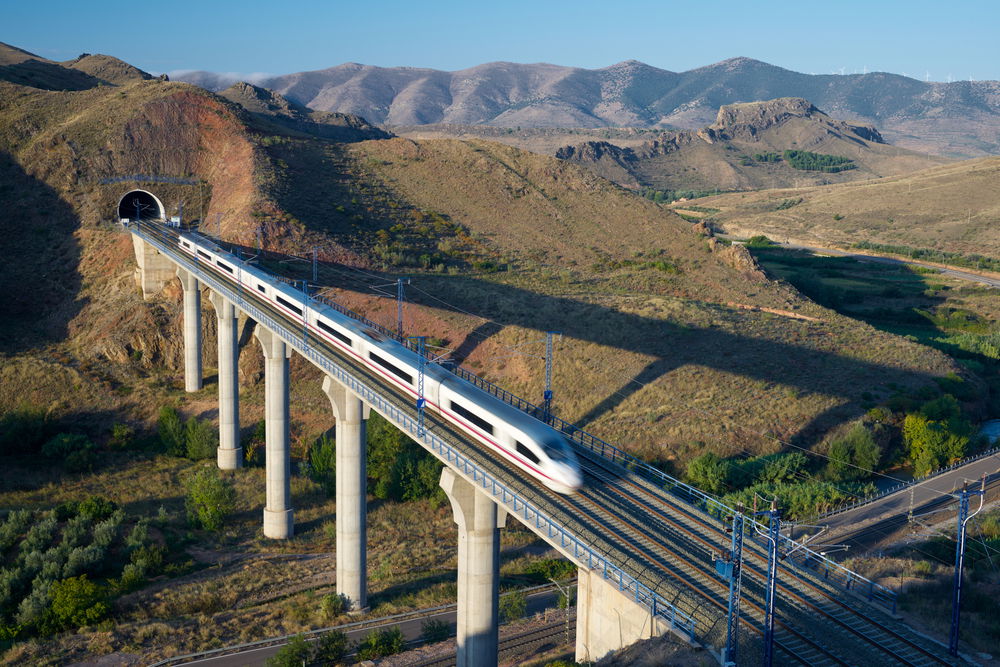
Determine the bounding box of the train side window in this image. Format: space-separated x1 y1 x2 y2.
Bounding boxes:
369 352 413 384
275 294 303 316
318 319 352 346
450 401 494 435
197 250 211 260
257 284 266 293
216 260 234 273
516 441 541 465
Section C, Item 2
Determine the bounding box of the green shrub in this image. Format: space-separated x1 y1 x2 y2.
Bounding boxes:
319 592 346 620
523 558 576 583
108 423 135 450
499 590 526 623
356 626 405 660
46 575 108 631
184 468 236 531
266 634 311 667
825 424 881 481
0 405 52 455
421 618 451 643
77 496 118 521
157 406 186 456
310 435 336 495
314 629 349 663
185 417 217 460
685 452 730 494
904 412 971 476
0 510 33 552
41 434 97 472
366 413 444 504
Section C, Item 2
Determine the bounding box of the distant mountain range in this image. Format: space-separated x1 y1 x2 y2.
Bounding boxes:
555 97 949 192
173 58 1000 158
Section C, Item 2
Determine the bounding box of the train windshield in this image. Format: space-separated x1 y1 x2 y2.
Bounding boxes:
538 435 573 462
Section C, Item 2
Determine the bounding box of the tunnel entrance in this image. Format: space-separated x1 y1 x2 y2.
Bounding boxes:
117 190 165 221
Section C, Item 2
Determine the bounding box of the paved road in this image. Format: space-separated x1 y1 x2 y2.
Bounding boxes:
818 452 1000 555
778 241 1000 289
181 589 561 666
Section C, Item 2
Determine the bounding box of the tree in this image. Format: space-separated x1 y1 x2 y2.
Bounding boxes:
185 417 217 460
184 467 236 531
46 575 108 631
685 452 730 494
158 406 186 456
903 413 970 476
824 423 880 481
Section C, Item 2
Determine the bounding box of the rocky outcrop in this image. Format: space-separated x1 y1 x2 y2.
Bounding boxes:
708 98 884 144
219 81 392 142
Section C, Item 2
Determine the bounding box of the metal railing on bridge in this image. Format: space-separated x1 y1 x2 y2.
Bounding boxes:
187 225 899 614
128 221 699 641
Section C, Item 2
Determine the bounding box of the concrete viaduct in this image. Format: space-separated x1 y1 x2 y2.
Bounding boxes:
124 201 963 667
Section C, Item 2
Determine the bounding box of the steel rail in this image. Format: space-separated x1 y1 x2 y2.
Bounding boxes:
127 221 698 641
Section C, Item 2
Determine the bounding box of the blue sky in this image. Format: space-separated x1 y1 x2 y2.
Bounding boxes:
3 0 998 81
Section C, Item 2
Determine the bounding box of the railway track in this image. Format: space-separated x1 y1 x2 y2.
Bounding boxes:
579 454 958 666
412 617 574 667
137 222 962 666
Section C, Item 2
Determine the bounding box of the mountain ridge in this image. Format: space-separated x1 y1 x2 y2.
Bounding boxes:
554 97 948 191
173 57 1000 158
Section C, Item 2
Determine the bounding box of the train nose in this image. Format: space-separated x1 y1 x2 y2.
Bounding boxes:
559 463 583 492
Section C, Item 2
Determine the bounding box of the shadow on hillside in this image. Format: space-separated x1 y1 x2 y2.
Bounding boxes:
210 240 952 450
0 152 85 354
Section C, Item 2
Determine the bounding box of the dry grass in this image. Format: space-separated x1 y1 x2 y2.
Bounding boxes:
693 157 1000 259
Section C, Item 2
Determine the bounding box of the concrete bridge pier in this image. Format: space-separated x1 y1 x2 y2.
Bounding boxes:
575 567 679 663
208 292 242 470
321 376 371 612
176 268 203 392
132 236 176 299
440 467 506 667
255 327 293 539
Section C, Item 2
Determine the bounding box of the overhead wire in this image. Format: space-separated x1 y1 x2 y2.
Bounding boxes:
275 247 986 510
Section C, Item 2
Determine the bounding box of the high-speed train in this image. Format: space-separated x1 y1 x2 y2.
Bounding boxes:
176 231 582 494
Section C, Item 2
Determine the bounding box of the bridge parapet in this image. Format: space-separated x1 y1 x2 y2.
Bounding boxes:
125 221 699 644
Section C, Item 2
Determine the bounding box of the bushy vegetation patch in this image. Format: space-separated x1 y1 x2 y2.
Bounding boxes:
853 240 1000 273
0 498 168 642
782 150 856 172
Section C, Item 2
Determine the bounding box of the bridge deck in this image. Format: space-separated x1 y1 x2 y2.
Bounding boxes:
129 221 962 666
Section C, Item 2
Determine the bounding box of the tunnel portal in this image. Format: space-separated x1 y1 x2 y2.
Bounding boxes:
117 190 165 221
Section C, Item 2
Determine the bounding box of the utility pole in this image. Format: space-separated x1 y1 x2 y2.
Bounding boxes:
543 332 560 423
410 336 427 437
949 476 986 656
543 332 554 422
396 277 409 339
312 247 318 283
754 499 781 667
716 505 745 667
301 280 310 349
549 578 574 646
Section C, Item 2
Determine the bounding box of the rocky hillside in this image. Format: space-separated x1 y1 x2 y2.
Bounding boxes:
174 57 1000 157
0 42 965 462
217 81 392 142
554 98 948 191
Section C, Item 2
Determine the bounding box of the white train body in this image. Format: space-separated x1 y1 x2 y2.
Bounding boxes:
177 233 583 494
